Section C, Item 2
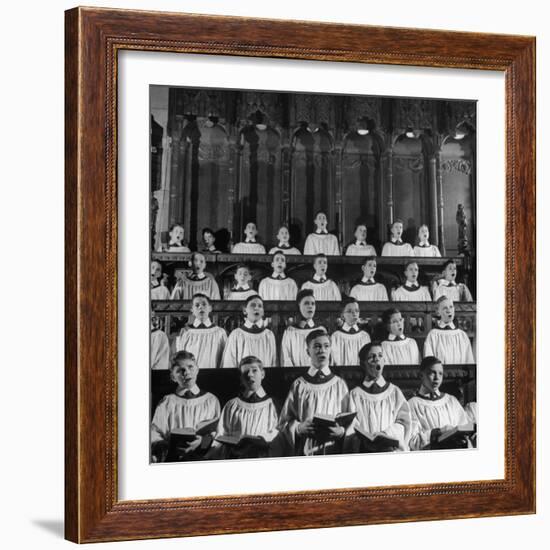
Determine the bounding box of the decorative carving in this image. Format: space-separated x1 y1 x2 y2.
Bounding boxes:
393 156 424 172
293 94 334 128
441 158 472 175
344 96 383 130
394 98 434 130
456 204 471 255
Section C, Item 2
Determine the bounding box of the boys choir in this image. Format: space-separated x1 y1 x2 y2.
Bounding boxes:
151 215 476 461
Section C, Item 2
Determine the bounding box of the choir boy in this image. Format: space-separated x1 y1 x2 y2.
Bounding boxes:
303 211 340 255
345 342 412 452
231 222 267 254
150 351 220 462
201 227 221 254
413 224 441 257
151 260 170 300
424 296 475 364
222 295 277 368
391 261 432 302
268 225 301 255
175 294 228 369
345 224 377 257
331 297 371 366
151 315 170 370
380 308 420 365
225 265 257 301
211 356 280 459
432 259 474 302
278 329 350 456
408 356 473 450
281 290 327 367
300 254 342 301
381 219 414 257
165 223 191 253
349 257 389 301
258 251 299 301
170 252 221 301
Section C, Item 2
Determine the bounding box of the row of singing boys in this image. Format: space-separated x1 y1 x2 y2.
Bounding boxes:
162 215 445 257
151 291 475 371
151 333 476 462
151 253 473 303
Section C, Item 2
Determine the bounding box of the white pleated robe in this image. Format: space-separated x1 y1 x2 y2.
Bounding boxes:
349 282 388 302
423 328 475 364
391 285 432 302
175 325 228 369
330 329 371 366
303 233 340 256
381 337 420 365
258 277 298 301
221 327 277 368
300 279 342 301
151 329 170 370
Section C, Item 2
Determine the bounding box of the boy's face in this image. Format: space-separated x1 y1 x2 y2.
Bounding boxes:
240 362 265 392
244 223 258 239
405 263 419 283
203 231 215 247
170 225 184 243
443 262 457 281
271 253 286 273
313 257 328 275
418 225 429 241
191 296 212 320
306 334 331 369
298 296 316 320
438 299 455 323
391 222 403 239
421 362 444 393
342 301 360 326
388 312 404 336
314 212 327 229
171 359 198 389
151 261 162 279
277 227 290 243
244 297 264 322
192 253 206 273
235 267 251 286
362 345 385 380
354 225 367 242
362 260 377 279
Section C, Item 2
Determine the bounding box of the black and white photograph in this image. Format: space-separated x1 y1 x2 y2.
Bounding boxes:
149 86 477 463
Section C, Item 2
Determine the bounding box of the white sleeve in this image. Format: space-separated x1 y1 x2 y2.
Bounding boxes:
303 235 314 255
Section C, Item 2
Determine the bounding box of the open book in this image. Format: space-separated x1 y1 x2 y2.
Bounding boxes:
354 426 400 452
313 411 357 429
169 418 219 445
215 434 269 448
436 422 476 447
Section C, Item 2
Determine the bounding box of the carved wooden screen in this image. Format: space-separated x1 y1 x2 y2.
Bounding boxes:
290 124 335 249
341 131 383 250
237 122 283 247
439 135 475 256
391 135 431 244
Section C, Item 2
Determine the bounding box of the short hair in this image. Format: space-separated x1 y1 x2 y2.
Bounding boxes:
171 350 196 368
235 263 250 272
296 288 314 307
305 328 329 347
190 251 206 263
382 307 401 325
151 260 162 269
420 356 443 372
238 355 264 371
202 227 215 236
358 341 382 363
391 218 404 227
418 224 429 234
436 295 453 306
441 259 457 271
340 296 358 311
277 224 289 231
191 293 210 304
362 255 377 266
354 223 367 231
271 250 286 261
314 210 327 219
313 253 327 262
404 260 418 271
169 222 184 232
244 221 257 228
244 293 263 307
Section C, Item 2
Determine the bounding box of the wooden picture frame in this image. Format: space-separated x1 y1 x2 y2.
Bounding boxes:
65 6 536 543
